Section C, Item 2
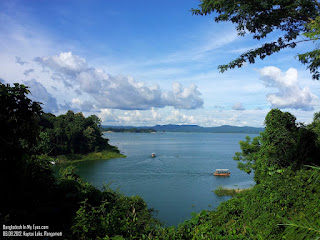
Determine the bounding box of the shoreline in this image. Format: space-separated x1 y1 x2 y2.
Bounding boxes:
53 151 126 164
214 186 252 196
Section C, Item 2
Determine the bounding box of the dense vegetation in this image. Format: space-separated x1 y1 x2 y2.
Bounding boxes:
37 111 122 161
103 127 156 133
1 83 157 239
1 82 320 239
158 109 320 239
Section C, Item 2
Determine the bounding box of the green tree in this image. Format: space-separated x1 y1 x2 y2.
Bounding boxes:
261 109 318 169
298 16 320 79
0 83 42 160
234 109 319 183
0 83 55 226
192 0 320 79
233 135 261 174
308 111 320 146
37 110 116 156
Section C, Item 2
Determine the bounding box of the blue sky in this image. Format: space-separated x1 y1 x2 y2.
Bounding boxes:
1 0 320 127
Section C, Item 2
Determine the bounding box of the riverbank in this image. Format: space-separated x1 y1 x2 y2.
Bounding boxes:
53 151 126 164
214 186 252 196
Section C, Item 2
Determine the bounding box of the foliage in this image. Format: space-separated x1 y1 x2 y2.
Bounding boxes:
214 186 251 196
234 109 319 183
298 15 320 80
103 127 156 133
233 135 261 174
308 111 320 147
159 167 320 239
281 215 320 240
57 166 160 239
1 83 146 239
0 83 55 229
153 109 320 239
0 82 42 159
192 0 320 79
54 151 125 164
38 111 120 157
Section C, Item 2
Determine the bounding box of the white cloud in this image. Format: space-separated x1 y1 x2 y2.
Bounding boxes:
15 56 27 65
35 52 87 77
165 109 196 125
99 108 161 126
35 52 204 111
97 107 269 127
23 69 34 76
259 66 319 111
24 79 59 113
72 98 82 105
232 102 245 111
151 107 161 121
99 109 119 124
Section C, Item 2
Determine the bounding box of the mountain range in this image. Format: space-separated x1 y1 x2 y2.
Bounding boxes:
102 124 264 134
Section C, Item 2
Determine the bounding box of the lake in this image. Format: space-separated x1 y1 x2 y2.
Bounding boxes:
73 132 255 226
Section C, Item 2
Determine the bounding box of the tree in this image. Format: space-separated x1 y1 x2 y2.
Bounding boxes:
234 109 319 183
233 135 261 174
192 0 320 79
0 83 55 226
0 83 42 160
298 15 320 79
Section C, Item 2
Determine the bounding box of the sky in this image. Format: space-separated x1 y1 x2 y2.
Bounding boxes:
1 0 320 127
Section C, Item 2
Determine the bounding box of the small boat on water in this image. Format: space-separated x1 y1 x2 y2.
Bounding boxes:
151 153 156 158
214 169 230 176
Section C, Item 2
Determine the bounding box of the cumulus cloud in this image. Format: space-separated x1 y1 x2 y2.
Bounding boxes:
15 56 27 65
60 98 96 113
24 79 59 113
99 109 146 125
23 69 34 76
35 52 87 76
99 109 119 124
259 66 319 111
34 52 204 110
166 109 196 124
151 107 161 121
232 102 245 111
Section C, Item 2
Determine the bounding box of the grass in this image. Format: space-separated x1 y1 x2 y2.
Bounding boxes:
214 185 252 196
55 151 126 163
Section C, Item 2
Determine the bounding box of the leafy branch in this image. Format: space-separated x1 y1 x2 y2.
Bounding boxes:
192 0 320 79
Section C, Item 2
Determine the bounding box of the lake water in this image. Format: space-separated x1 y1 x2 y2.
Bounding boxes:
73 132 255 226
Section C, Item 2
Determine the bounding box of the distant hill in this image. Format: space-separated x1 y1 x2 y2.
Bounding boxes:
102 124 264 134
153 124 264 133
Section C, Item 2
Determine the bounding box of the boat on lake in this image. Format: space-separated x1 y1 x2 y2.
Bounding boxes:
151 153 156 158
214 169 230 176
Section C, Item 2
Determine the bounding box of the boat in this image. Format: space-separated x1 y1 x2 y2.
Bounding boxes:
151 153 156 158
213 169 230 176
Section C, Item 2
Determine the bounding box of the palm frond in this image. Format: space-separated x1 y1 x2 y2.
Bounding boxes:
281 216 320 240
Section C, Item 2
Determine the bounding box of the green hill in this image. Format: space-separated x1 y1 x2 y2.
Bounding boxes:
102 124 264 134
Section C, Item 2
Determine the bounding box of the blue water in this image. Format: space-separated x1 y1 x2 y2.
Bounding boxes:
73 132 255 226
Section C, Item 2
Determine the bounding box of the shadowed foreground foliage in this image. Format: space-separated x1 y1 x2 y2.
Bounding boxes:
0 83 160 239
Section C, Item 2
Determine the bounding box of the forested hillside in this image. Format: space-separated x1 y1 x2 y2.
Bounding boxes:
102 124 264 133
39 112 110 155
